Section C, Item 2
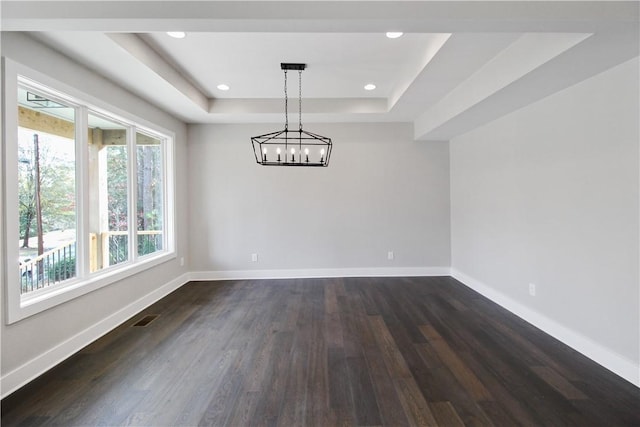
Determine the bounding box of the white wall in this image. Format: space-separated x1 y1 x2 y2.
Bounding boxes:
188 122 451 276
450 57 639 384
1 33 190 396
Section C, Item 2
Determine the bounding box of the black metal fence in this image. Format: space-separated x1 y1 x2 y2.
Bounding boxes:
107 230 163 265
20 241 76 294
20 231 163 295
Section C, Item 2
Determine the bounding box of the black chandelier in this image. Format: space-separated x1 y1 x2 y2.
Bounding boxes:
251 63 332 167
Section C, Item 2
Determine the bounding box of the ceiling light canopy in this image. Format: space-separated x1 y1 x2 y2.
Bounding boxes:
251 63 332 167
386 32 404 39
167 32 186 39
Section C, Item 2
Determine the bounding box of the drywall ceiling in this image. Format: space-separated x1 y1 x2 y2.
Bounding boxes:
2 1 638 140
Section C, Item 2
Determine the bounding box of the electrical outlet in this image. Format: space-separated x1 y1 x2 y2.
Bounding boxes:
251 253 258 262
387 251 394 260
179 257 185 267
529 283 536 296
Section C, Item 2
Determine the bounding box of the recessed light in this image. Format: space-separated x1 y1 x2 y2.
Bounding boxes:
217 84 230 91
167 32 186 39
386 32 404 39
364 83 376 91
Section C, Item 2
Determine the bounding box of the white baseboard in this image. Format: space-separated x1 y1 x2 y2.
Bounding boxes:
1 272 191 399
189 266 451 281
451 268 640 388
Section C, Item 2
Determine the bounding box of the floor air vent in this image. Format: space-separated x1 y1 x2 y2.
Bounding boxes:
132 314 159 327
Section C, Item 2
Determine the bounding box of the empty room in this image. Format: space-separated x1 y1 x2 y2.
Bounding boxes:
1 1 639 426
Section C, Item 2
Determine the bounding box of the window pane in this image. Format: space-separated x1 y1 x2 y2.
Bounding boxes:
88 114 129 270
136 132 164 257
18 87 76 293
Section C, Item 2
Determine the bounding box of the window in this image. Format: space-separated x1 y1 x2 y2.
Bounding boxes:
18 88 77 293
136 132 165 258
4 67 175 323
87 113 129 271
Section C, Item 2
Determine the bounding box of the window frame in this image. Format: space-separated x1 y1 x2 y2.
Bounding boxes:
3 58 176 324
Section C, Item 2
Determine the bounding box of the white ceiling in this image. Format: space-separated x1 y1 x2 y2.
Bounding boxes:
141 32 450 99
2 1 639 140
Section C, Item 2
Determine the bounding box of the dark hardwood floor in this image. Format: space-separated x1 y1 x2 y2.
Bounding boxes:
2 277 639 426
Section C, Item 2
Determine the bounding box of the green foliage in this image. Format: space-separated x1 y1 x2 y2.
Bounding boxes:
136 144 163 233
18 131 76 244
138 234 163 257
136 143 164 257
109 234 128 265
107 146 129 231
48 256 76 282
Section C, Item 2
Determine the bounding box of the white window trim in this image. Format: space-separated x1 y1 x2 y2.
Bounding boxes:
3 58 177 324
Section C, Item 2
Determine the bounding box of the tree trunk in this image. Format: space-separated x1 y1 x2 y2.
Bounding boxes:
34 134 44 257
22 210 33 248
34 134 45 282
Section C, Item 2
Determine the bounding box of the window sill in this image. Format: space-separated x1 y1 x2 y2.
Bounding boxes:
8 251 175 324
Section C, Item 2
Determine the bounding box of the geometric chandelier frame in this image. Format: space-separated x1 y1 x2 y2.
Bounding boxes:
251 63 332 167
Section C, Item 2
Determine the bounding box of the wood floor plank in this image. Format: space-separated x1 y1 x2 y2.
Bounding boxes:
328 347 356 426
412 343 495 426
197 365 244 427
245 330 278 393
277 347 309 427
476 400 524 427
368 315 413 378
226 391 260 427
345 356 382 426
367 315 438 425
171 349 240 426
429 401 465 427
362 344 412 426
530 366 589 400
462 328 586 425
419 324 492 401
393 377 438 426
305 339 334 427
250 331 295 425
469 297 582 382
455 341 549 426
2 278 639 427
